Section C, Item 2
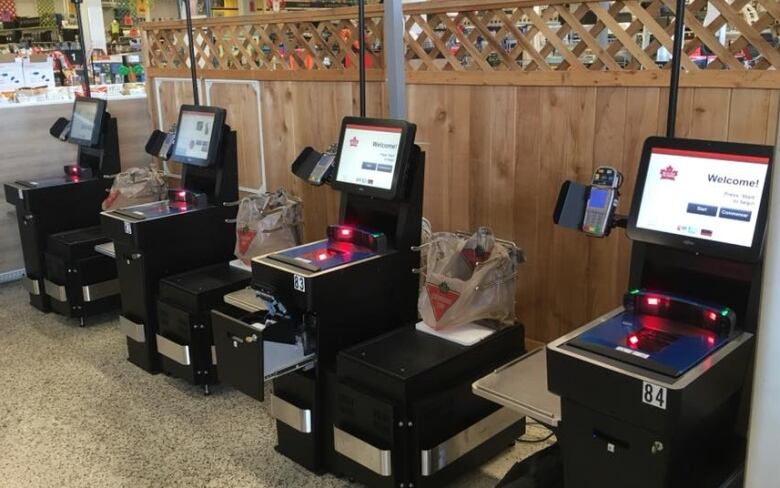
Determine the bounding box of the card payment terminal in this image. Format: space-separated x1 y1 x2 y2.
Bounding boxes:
582 166 622 237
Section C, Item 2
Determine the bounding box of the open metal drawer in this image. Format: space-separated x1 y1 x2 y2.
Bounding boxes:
211 309 315 401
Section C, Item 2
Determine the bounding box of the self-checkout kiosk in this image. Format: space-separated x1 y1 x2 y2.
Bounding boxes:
212 117 424 471
3 97 121 323
101 104 240 374
213 116 527 487
475 136 774 488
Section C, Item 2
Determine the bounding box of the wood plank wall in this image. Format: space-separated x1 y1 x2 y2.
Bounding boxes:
406 85 779 343
259 81 386 242
148 79 779 343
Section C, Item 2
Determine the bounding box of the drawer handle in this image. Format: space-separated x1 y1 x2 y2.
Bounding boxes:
421 407 523 476
333 426 392 477
229 333 258 344
270 394 312 433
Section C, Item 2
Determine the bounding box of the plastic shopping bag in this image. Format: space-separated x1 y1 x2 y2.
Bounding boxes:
102 167 167 211
235 189 302 264
418 227 524 330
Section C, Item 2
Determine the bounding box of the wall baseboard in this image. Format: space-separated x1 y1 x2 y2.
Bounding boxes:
0 269 25 284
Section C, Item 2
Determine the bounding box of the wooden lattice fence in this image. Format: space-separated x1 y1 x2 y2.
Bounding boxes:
142 0 780 85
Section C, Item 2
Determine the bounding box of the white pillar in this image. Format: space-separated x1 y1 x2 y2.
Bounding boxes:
79 0 106 53
745 105 780 486
385 0 407 119
597 2 609 47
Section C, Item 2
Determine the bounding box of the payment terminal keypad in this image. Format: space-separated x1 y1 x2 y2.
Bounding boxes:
582 166 622 237
582 187 613 236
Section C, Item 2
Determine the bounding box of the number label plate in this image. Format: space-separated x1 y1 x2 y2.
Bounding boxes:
18 188 23 200
293 274 305 293
642 381 667 410
124 222 132 235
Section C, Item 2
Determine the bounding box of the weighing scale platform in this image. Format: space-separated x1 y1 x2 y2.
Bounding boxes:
336 325 527 488
159 263 251 312
47 225 112 260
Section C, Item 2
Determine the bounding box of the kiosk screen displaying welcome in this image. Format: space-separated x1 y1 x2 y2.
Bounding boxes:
635 147 770 247
336 124 402 190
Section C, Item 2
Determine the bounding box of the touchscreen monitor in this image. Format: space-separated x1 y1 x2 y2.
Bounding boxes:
68 97 106 146
169 105 226 167
332 117 416 199
628 137 773 262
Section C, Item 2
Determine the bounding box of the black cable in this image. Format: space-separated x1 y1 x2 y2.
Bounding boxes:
182 0 200 105
516 431 556 444
71 0 90 98
357 0 366 117
666 0 686 138
516 419 556 444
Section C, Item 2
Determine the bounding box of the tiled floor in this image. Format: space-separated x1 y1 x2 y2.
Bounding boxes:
0 282 554 487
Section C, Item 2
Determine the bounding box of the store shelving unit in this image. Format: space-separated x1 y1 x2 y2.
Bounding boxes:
212 0 240 18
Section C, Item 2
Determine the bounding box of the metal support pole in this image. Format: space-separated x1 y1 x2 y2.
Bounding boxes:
745 108 780 487
666 0 686 138
183 0 200 106
383 0 406 119
357 0 366 117
71 0 91 98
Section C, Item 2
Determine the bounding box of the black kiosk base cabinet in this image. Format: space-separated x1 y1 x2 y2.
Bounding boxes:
335 325 526 488
43 226 120 324
102 105 238 374
212 117 527 486
155 264 251 391
547 303 753 488
3 97 121 317
475 137 774 488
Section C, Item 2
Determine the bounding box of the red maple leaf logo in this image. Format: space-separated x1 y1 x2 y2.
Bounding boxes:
349 136 359 147
660 165 678 181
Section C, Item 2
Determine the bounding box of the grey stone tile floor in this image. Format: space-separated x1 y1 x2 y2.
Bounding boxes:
0 281 554 487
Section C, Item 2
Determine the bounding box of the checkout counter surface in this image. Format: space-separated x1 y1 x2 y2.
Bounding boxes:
473 347 561 427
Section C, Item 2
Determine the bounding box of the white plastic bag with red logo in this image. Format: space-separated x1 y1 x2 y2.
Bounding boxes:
417 227 523 330
234 189 302 265
102 166 168 211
